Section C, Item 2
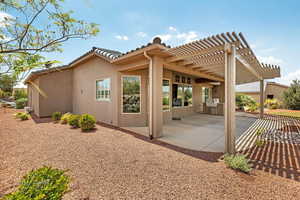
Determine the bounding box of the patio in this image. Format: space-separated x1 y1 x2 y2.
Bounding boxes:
123 113 257 152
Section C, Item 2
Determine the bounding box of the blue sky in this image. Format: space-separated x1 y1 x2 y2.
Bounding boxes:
4 0 300 86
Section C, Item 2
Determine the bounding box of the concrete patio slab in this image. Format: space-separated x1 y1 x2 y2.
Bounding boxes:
123 113 257 153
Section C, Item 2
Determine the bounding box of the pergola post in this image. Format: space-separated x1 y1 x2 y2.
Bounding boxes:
224 44 236 154
259 79 264 119
150 56 163 138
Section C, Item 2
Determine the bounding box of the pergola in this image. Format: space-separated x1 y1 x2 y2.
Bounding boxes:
147 32 280 153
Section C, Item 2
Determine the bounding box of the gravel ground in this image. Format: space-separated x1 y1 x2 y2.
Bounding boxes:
0 108 300 199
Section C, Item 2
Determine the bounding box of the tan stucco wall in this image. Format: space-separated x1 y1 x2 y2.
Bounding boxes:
265 84 288 103
28 78 40 116
72 57 119 125
212 83 225 103
38 69 73 117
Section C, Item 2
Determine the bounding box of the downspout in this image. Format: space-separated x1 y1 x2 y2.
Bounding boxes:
144 51 153 139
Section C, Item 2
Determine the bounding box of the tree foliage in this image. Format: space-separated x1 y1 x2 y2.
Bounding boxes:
0 73 16 92
0 0 99 81
283 79 300 110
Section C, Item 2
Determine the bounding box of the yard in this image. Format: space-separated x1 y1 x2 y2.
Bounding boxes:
266 109 300 119
0 108 300 199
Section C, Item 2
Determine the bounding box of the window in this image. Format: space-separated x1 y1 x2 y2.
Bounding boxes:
202 87 212 103
172 84 192 107
175 75 180 83
172 84 183 107
162 79 170 111
184 86 193 106
96 78 111 101
267 94 274 99
122 76 141 113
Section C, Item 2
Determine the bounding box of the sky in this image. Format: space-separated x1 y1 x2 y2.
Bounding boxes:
2 0 300 87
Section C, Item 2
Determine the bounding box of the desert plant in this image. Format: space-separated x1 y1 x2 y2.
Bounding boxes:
283 79 300 110
60 113 72 124
79 114 96 131
223 154 252 173
52 111 62 121
3 166 70 200
264 98 281 109
255 139 266 147
68 114 81 128
15 112 29 120
236 94 256 110
15 98 28 109
244 103 259 112
255 128 265 136
13 89 27 100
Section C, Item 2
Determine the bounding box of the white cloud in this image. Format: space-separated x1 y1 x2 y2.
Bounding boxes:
257 56 284 65
0 11 13 27
275 69 300 86
136 32 147 38
115 35 129 41
155 34 172 42
169 26 177 32
176 31 198 43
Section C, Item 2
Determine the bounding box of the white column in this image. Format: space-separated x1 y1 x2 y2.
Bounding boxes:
150 56 163 138
224 44 236 154
260 79 264 119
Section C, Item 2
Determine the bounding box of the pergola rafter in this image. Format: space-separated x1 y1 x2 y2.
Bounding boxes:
165 32 280 84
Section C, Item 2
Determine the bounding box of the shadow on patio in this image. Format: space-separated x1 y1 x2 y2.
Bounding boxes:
237 115 300 182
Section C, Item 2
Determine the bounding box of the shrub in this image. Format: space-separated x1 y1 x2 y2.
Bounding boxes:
283 79 300 110
255 139 266 147
13 89 27 100
3 166 70 200
14 112 29 120
15 98 28 109
264 98 281 109
68 114 80 128
244 103 259 112
79 114 96 131
236 94 256 110
60 113 72 124
255 128 265 136
52 111 62 121
224 154 252 173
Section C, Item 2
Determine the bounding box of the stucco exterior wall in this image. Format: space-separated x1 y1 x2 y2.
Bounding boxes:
265 84 288 102
72 57 119 125
38 69 73 117
212 83 225 103
28 78 40 116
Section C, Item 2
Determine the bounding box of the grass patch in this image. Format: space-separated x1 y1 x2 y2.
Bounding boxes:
224 154 252 173
3 166 70 200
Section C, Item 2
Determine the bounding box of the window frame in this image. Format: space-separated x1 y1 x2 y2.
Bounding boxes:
95 78 111 102
162 78 171 112
172 83 193 108
121 75 142 114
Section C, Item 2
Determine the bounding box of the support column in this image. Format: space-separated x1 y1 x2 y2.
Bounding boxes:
259 79 264 119
150 56 163 138
224 44 236 154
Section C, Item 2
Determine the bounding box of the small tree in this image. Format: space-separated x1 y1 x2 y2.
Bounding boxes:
283 79 300 110
0 74 16 92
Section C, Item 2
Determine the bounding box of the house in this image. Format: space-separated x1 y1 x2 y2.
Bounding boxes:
236 81 289 103
25 32 280 153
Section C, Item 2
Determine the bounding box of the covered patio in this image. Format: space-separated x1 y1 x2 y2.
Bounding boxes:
115 32 280 153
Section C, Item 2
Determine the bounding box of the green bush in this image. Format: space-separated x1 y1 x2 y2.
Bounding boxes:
52 111 62 121
15 98 28 109
236 94 256 110
79 114 96 131
68 114 80 128
60 113 72 124
13 90 27 100
224 154 252 173
255 139 266 147
14 112 29 120
3 166 70 200
283 79 300 110
244 103 259 112
264 98 281 109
